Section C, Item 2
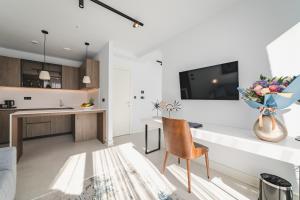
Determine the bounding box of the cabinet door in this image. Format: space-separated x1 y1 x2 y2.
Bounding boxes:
62 66 79 90
0 56 21 87
51 115 72 134
80 59 99 89
88 59 99 88
26 122 51 138
23 116 52 138
79 61 87 89
0 110 15 145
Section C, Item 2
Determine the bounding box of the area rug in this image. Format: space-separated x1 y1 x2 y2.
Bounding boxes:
34 143 182 200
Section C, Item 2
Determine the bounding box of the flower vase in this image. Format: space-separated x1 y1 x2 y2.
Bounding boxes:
253 115 287 142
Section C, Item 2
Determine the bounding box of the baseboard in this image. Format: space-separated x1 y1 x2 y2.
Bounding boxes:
195 159 299 198
131 128 160 134
196 159 259 188
107 139 113 146
23 132 72 141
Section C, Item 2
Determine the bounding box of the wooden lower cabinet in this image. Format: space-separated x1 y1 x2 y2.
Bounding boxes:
0 110 16 145
26 122 51 138
23 115 72 139
74 113 97 142
51 115 72 135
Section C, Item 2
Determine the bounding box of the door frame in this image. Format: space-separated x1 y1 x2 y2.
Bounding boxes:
112 66 132 137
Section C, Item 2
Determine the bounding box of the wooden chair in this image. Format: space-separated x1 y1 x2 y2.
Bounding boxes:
161 117 210 193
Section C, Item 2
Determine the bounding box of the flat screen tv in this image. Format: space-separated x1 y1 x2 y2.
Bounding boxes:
179 61 239 100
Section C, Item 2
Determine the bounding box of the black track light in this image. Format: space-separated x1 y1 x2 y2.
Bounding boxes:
79 0 84 8
81 0 144 28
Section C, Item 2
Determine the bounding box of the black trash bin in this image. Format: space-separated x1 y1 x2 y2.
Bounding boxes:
259 173 293 200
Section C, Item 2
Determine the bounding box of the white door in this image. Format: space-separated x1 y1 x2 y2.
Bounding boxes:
112 68 131 137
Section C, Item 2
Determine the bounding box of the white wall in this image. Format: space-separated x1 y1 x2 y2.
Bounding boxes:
160 0 300 193
112 49 162 133
94 42 113 145
0 87 88 108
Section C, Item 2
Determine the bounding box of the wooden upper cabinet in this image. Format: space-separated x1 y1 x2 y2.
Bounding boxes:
0 56 21 87
62 66 79 90
79 59 99 89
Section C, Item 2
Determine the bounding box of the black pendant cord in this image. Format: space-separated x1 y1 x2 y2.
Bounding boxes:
43 33 46 69
85 42 89 60
41 30 48 70
81 0 144 27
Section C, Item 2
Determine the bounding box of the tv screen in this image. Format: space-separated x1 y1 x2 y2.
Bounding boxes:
179 61 239 100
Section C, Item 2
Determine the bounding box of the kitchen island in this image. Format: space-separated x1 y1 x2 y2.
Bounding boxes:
9 107 106 161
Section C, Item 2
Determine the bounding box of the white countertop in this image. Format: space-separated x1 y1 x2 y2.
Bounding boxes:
143 117 300 166
10 106 106 116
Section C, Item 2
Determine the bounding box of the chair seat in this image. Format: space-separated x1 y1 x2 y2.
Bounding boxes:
193 142 208 159
194 142 209 150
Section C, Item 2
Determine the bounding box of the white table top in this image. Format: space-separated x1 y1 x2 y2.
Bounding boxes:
143 117 300 166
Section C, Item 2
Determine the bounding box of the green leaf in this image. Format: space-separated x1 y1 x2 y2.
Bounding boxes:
260 74 267 80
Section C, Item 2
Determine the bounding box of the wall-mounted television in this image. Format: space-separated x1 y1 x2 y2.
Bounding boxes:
179 61 239 100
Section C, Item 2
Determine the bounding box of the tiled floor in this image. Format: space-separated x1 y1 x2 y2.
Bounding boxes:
16 132 258 200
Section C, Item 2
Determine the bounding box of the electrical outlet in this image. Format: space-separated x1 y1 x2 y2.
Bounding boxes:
24 97 31 100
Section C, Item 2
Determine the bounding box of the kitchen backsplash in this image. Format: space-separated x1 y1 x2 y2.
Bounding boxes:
0 87 98 109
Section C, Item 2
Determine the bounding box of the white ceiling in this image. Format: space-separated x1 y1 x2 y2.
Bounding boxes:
0 0 241 61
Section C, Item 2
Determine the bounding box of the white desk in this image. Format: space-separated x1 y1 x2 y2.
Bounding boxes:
143 117 300 197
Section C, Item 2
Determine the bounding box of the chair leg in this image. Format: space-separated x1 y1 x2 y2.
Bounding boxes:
178 157 180 164
186 159 191 193
205 152 210 179
162 151 169 174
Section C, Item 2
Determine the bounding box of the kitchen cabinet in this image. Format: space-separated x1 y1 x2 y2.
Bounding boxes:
23 116 51 138
79 59 99 89
22 115 72 139
21 60 62 88
26 122 51 138
0 55 100 90
0 110 16 145
62 66 79 90
51 115 72 135
0 56 21 87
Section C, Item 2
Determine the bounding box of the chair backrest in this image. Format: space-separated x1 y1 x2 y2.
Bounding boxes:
162 117 194 159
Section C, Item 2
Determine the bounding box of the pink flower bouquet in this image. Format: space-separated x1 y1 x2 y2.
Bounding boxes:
238 75 300 142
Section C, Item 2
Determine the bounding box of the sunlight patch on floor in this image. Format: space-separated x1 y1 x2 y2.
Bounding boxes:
92 143 178 200
167 164 254 200
51 153 86 195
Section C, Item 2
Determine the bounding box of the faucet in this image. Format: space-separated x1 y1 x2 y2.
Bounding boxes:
59 99 64 107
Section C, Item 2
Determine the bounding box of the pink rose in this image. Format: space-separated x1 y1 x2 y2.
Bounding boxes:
253 85 263 95
269 85 279 93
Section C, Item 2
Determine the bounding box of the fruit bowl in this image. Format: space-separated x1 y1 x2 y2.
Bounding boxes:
80 103 94 109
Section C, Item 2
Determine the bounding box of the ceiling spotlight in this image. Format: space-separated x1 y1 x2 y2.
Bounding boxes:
133 22 140 28
79 0 84 8
31 40 39 45
63 47 72 51
211 79 219 84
